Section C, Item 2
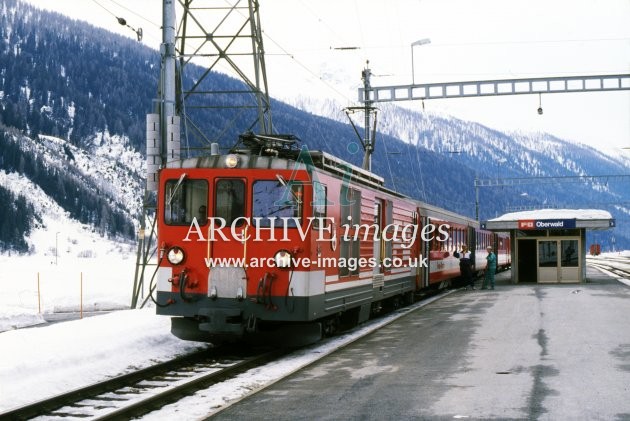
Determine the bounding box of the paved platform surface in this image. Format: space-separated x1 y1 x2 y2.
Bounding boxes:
212 267 630 420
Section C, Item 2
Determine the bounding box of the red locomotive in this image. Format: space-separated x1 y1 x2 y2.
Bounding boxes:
153 134 510 344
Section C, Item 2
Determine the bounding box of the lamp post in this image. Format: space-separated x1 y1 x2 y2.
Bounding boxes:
55 231 60 265
411 38 431 85
496 158 507 180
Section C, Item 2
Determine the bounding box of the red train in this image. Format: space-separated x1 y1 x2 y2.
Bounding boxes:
154 134 510 344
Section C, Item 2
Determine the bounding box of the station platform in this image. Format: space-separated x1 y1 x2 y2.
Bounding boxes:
490 265 621 286
211 267 630 420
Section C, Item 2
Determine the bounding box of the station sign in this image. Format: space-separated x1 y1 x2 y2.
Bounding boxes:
518 219 576 230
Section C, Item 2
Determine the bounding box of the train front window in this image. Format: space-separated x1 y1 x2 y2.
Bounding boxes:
215 179 246 226
253 180 303 227
164 179 208 225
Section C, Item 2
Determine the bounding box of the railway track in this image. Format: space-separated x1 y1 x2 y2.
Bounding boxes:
588 258 630 281
589 263 630 280
1 347 287 420
588 255 630 265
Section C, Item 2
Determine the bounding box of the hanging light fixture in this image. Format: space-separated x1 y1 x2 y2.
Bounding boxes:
537 93 543 115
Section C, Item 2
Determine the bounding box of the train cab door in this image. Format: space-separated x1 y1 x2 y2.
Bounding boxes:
417 213 430 288
373 200 384 275
468 226 476 272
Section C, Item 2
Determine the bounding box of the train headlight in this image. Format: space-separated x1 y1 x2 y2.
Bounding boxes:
224 154 239 168
274 249 292 268
167 246 185 265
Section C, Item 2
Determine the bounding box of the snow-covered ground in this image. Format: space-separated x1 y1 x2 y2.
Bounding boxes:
0 307 207 412
0 251 134 331
0 204 206 414
0 232 201 412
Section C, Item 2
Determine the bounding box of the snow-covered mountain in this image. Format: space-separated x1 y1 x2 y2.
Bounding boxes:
1 0 629 253
290 94 630 175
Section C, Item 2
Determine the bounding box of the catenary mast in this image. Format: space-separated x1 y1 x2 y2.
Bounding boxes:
132 0 273 308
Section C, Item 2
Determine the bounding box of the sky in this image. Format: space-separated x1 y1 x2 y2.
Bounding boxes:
22 0 630 151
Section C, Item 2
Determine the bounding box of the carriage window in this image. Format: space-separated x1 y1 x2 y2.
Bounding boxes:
313 182 327 219
215 179 245 226
164 179 208 225
340 187 361 276
340 186 361 224
253 180 303 227
312 182 327 228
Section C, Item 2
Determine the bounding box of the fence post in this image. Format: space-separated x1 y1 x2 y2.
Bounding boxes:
80 272 83 319
37 272 41 314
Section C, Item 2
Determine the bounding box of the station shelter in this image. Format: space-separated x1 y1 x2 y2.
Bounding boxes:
482 209 615 283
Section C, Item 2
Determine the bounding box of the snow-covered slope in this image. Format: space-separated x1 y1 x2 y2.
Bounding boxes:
30 131 144 219
0 169 134 257
0 128 144 253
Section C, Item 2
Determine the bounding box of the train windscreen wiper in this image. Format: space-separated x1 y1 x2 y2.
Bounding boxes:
166 173 187 205
275 174 302 204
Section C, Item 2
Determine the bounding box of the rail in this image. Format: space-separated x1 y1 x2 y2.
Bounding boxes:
0 348 286 420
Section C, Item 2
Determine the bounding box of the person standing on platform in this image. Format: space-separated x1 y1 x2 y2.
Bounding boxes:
456 244 475 290
481 246 497 290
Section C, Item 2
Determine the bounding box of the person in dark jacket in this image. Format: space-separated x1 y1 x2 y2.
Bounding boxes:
457 244 474 290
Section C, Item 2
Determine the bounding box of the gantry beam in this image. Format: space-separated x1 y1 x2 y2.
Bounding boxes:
359 74 630 103
474 174 630 188
474 174 630 221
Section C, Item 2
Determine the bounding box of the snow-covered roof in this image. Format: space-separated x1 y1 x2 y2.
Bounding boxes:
489 209 612 222
484 208 615 231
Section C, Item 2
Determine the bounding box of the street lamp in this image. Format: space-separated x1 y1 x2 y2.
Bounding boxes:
411 38 431 85
496 158 507 179
55 231 60 265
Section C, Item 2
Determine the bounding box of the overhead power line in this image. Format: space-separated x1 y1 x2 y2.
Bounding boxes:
89 0 143 41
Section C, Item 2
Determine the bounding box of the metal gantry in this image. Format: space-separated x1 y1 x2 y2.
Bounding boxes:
359 74 630 103
474 174 630 221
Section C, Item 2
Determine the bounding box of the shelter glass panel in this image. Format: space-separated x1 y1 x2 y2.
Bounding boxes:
538 240 558 267
561 240 578 267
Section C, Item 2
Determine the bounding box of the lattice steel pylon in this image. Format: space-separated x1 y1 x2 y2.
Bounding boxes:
176 0 273 145
131 0 273 308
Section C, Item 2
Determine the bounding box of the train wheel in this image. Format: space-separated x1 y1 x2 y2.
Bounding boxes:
403 291 415 305
322 316 339 337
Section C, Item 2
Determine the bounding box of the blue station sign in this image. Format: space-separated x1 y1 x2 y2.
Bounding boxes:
518 219 577 230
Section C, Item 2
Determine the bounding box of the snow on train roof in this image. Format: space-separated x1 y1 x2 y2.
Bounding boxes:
489 209 613 222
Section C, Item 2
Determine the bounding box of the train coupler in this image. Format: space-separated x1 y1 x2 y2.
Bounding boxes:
246 314 257 333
